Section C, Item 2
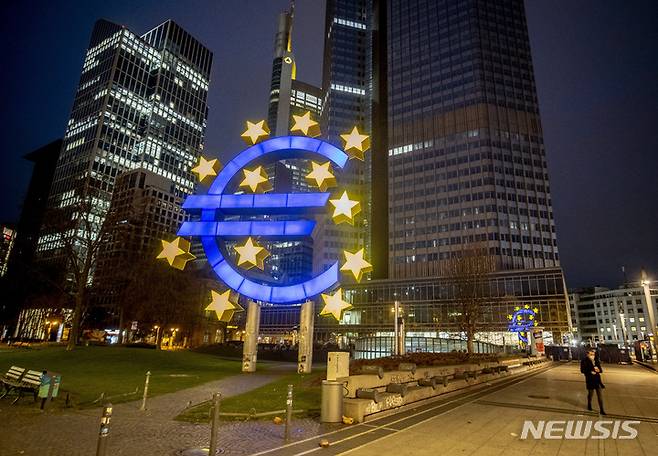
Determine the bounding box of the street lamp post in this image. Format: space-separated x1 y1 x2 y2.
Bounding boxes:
640 269 657 362
618 303 628 348
153 325 160 346
393 300 405 356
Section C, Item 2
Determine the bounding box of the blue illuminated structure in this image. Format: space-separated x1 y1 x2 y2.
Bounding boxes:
179 136 349 304
508 307 538 343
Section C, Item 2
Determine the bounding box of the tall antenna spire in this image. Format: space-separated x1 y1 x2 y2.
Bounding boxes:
286 0 295 53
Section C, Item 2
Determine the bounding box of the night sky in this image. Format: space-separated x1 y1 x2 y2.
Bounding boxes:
1 1 656 288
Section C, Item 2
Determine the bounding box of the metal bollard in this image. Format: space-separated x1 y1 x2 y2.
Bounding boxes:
209 392 221 455
284 384 293 442
96 403 112 456
140 371 151 411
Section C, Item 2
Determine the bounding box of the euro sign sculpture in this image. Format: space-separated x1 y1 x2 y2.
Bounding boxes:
178 135 349 304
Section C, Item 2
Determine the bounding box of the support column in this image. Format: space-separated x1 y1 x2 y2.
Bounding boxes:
298 300 315 374
242 301 261 373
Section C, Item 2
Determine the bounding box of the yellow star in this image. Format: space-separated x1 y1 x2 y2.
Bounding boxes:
291 111 321 137
534 321 538 327
524 304 530 309
320 288 353 321
305 161 336 192
532 307 539 314
514 306 520 311
341 248 373 282
156 237 196 270
239 166 273 193
340 126 370 160
329 191 361 225
206 290 243 322
234 237 269 270
191 156 221 182
241 120 270 145
507 314 513 320
516 314 522 321
528 315 534 320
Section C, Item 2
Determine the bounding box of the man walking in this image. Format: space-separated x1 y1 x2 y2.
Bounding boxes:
580 347 606 414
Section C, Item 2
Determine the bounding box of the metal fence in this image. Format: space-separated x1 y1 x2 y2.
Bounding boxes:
353 336 502 359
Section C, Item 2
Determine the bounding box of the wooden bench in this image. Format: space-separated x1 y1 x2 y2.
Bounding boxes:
0 366 26 399
1 368 42 404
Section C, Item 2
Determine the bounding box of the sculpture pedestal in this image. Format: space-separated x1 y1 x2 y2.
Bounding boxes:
242 301 261 373
298 300 315 374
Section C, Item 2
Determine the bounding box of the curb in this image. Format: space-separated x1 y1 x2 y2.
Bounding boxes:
633 360 657 372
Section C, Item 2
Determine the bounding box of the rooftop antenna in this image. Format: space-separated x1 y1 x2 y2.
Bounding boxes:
286 0 296 52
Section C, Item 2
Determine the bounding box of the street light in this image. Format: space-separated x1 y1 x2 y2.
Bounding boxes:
170 328 179 347
640 269 657 362
618 304 628 348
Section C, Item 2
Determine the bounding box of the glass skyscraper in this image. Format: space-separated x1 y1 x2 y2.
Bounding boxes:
316 0 377 279
262 4 324 285
386 0 560 278
259 0 571 353
37 19 212 262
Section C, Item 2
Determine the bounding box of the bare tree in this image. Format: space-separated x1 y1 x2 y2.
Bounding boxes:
446 243 497 353
40 195 124 350
121 258 203 349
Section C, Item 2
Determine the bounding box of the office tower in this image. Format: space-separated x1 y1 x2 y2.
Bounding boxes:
0 226 16 277
1 140 62 332
268 3 297 137
305 0 571 355
7 140 63 275
386 0 560 278
37 20 212 267
316 0 381 279
571 285 658 346
94 168 186 308
264 3 324 285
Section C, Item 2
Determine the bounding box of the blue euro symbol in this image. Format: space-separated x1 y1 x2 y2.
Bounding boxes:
178 136 349 304
508 308 537 343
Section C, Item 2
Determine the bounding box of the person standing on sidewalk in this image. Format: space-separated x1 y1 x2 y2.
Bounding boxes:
580 347 606 414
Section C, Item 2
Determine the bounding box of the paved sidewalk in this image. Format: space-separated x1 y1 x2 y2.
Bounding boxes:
0 362 327 456
336 363 658 456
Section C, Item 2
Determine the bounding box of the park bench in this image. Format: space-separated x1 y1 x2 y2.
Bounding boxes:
0 367 42 404
418 377 439 389
0 366 26 399
386 382 409 397
355 388 385 403
453 370 478 381
355 365 385 379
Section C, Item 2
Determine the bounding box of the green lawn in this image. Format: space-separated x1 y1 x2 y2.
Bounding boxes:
0 346 241 407
176 370 324 423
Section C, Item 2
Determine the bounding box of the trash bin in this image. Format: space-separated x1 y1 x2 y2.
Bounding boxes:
321 380 343 423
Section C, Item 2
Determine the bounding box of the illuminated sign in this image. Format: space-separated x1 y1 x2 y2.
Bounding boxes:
179 135 349 304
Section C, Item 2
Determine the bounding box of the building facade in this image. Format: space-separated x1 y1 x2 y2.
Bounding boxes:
1 140 63 335
571 286 658 346
315 0 379 278
7 140 63 275
261 266 570 357
386 0 560 277
94 167 187 302
37 19 212 266
0 226 16 278
258 0 571 353
265 4 324 285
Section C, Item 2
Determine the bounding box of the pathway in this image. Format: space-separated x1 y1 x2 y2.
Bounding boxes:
0 361 325 455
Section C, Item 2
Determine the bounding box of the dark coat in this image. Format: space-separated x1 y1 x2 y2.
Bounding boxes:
580 356 604 389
